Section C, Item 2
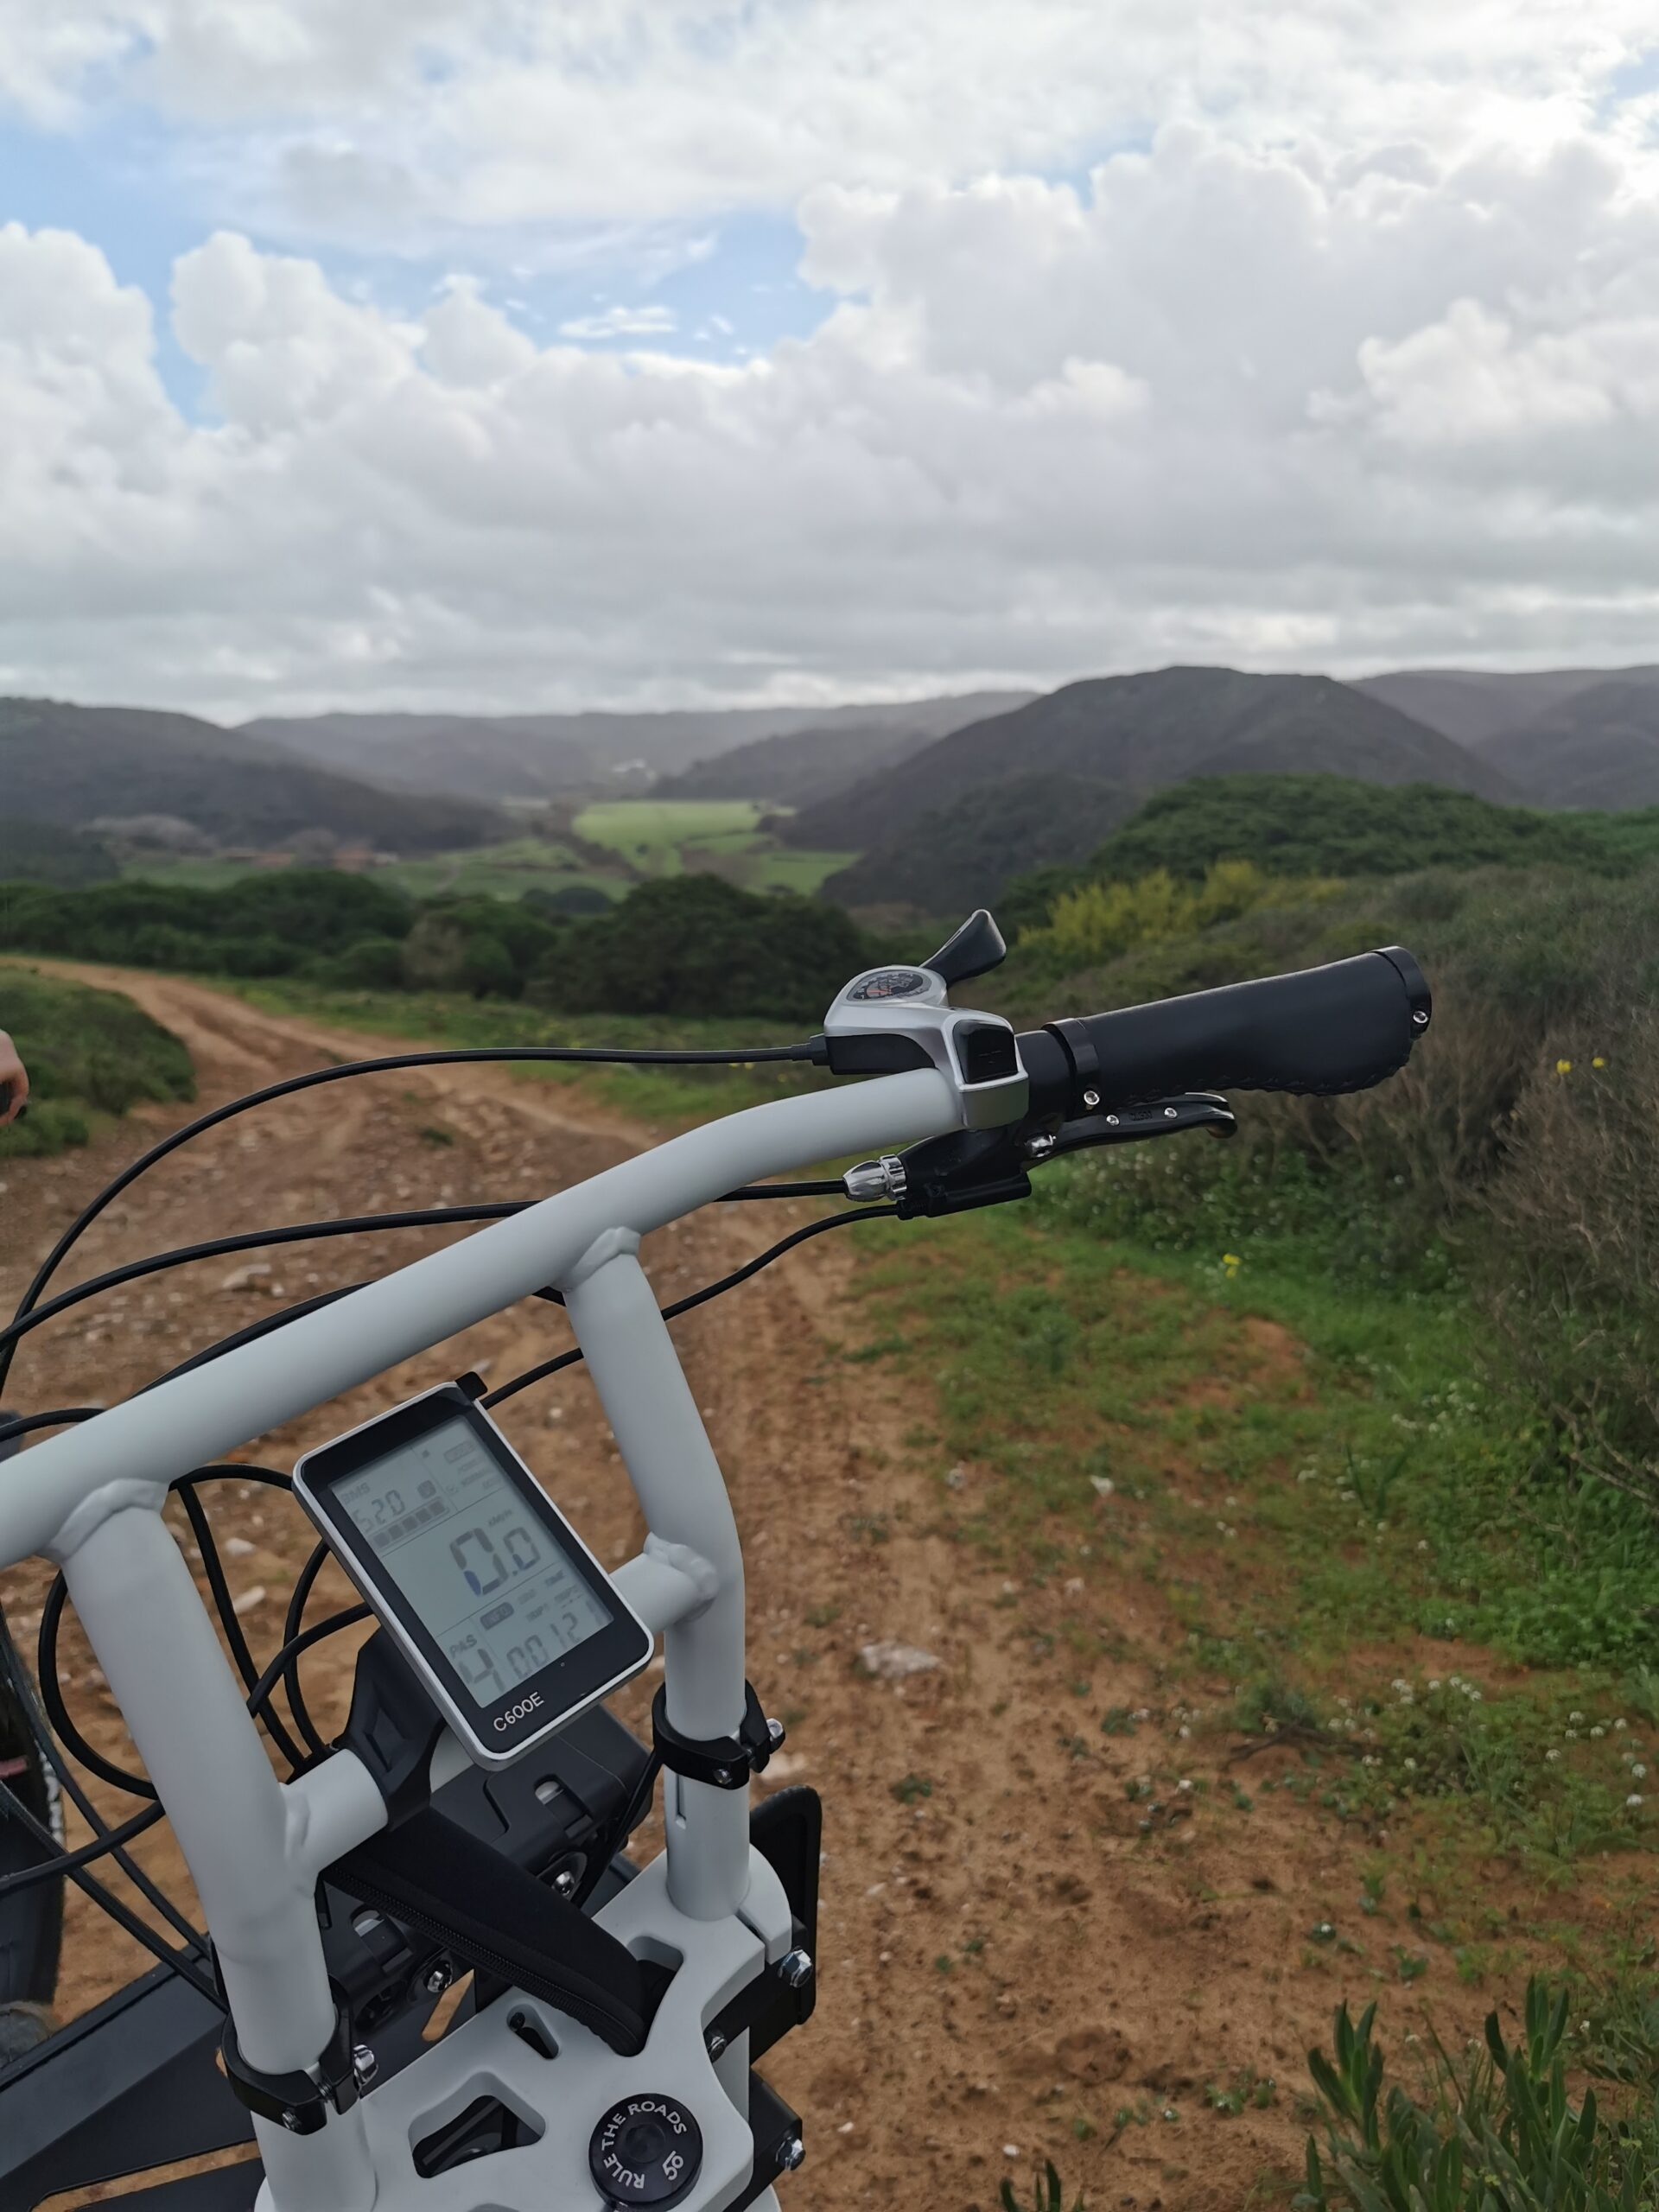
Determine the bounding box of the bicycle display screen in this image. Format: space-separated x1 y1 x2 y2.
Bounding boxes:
294 1386 652 1767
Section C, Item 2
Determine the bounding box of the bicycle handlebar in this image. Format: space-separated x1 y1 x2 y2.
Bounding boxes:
1020 947 1431 1120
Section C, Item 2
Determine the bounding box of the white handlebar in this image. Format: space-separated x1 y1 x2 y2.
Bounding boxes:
1 1067 957 1569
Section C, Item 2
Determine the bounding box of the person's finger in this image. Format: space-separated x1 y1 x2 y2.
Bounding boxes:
0 1033 27 1126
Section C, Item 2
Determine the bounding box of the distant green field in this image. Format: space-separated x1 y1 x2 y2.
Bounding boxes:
120 806 856 905
573 798 853 894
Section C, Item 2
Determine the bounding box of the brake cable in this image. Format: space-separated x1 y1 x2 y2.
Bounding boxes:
0 1035 830 1402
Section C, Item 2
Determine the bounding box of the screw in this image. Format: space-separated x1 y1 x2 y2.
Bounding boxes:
281 2111 304 2133
776 2133 806 2171
1163 1105 1179 1119
1106 1113 1120 1126
767 1717 786 1749
713 1765 734 1787
1024 1134 1056 1160
707 2030 728 2059
352 2044 378 2093
780 1948 814 1989
1082 1089 1101 1110
423 1961 454 1998
1413 1010 1429 1026
553 1866 579 1899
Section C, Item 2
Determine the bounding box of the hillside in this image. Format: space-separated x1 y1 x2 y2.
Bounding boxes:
823 772 1134 916
0 699 505 852
0 818 116 887
785 665 1514 855
998 774 1656 931
245 691 1039 802
652 690 1035 805
1469 677 1659 808
1357 664 1659 748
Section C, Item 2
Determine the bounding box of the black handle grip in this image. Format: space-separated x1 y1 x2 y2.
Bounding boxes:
1026 948 1430 1118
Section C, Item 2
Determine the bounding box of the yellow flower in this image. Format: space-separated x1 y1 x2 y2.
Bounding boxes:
1592 1056 1607 1068
1554 1058 1573 1076
1222 1252 1242 1271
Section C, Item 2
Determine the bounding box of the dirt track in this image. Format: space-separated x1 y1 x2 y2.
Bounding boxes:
0 969 1427 2209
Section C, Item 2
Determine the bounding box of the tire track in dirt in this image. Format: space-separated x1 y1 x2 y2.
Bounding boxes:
1 967 1471 2210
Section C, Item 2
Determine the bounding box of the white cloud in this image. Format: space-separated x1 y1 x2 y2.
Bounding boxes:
6 10 1659 709
559 303 678 341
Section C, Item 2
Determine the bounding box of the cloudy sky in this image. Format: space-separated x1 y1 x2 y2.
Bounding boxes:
4 3 1659 719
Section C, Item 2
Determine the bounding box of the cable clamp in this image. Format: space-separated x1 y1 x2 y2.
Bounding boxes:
651 1682 780 1789
221 1998 358 2136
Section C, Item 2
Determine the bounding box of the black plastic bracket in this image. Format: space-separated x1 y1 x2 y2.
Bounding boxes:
220 1999 356 2138
651 1683 779 1789
336 1629 446 1830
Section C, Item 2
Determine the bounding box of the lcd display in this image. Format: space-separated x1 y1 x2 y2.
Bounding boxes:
333 1413 612 1708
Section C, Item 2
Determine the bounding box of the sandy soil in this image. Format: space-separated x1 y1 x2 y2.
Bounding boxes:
0 969 1459 2209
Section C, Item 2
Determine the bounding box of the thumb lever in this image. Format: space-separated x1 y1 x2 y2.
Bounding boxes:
923 909 1007 990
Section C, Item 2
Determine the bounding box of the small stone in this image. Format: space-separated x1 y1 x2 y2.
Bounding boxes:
1090 1475 1115 1497
222 1537 256 1559
859 1641 939 1682
944 1463 968 1491
232 1586 268 1617
220 1264 273 1293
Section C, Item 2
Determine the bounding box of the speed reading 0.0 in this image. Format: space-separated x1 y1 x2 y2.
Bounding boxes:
294 1384 652 1765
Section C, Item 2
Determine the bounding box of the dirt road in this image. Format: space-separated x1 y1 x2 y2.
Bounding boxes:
1 969 1386 2209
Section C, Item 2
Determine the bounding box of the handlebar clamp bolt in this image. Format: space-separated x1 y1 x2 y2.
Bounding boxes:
423 1961 454 1998
352 2044 378 2093
554 1866 579 1899
706 2029 728 2060
766 1717 785 1750
777 2133 807 2171
1023 1134 1056 1160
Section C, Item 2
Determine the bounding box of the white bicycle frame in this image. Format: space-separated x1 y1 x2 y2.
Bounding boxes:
0 1062 969 2211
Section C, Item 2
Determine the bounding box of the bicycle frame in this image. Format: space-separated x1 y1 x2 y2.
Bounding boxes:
0 1066 961 2211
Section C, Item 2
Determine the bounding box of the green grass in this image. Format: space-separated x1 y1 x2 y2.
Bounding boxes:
0 961 195 1157
574 798 771 876
829 1170 1659 1993
124 815 855 904
572 798 853 895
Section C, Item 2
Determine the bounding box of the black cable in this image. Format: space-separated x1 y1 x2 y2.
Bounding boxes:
0 1038 824 1401
149 1283 363 1389
38 1465 296 1801
0 1797 162 1898
3 1184 847 1374
246 1603 371 1731
0 1202 532 1365
0 1771 219 2004
720 1179 846 1201
281 1541 333 1760
484 1205 899 1408
0 1406 103 1446
2 1627 207 1957
176 1482 306 1772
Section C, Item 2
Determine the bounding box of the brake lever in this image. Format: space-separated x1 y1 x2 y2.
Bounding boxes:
1042 1092 1236 1157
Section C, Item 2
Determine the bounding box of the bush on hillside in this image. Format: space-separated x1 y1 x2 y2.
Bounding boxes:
531 874 870 1024
1016 859 1342 974
999 775 1654 930
0 870 415 974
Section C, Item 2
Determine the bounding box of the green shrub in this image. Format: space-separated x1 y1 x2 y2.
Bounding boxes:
0 965 194 1157
1300 1980 1658 2209
532 874 872 1024
307 935 407 989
